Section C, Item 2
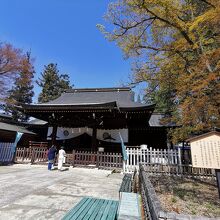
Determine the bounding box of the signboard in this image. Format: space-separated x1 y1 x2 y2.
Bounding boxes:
190 135 220 169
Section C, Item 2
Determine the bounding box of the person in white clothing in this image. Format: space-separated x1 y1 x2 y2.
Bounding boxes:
58 146 66 171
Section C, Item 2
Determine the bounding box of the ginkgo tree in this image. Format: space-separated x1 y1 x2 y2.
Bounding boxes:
99 0 220 142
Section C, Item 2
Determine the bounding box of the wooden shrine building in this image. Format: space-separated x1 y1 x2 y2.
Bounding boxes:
0 113 36 146
19 87 168 152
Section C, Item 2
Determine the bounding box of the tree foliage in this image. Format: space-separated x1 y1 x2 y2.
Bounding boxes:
100 0 220 142
0 43 32 98
37 63 73 103
2 52 35 122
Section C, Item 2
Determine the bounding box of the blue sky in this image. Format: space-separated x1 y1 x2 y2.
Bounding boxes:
0 0 132 102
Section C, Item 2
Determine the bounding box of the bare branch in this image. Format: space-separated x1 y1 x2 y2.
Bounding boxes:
140 1 194 45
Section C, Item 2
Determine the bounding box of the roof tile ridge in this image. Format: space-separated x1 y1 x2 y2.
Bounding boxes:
65 87 131 93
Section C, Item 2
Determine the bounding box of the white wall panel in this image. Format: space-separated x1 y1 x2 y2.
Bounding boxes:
47 127 128 143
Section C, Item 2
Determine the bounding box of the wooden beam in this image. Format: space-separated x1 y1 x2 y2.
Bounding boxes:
91 126 97 151
51 125 58 146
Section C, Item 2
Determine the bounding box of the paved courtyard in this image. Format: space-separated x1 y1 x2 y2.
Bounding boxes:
0 164 122 220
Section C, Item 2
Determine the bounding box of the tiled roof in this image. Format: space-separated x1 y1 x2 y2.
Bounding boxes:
0 122 36 135
22 87 155 111
149 113 164 127
0 113 12 119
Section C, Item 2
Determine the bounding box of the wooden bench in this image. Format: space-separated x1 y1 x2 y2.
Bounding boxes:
62 197 119 220
119 174 132 196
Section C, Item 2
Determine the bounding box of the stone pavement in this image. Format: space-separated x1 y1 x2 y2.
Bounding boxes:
0 164 122 220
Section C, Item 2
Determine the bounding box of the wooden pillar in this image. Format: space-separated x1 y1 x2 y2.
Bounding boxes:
91 126 97 151
216 169 220 199
182 141 185 164
127 127 130 146
51 125 58 146
72 149 75 167
96 151 99 168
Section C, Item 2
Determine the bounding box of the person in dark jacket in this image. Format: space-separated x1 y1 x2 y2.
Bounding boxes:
47 145 57 170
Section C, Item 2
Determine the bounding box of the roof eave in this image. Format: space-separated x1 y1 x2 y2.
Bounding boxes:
119 104 155 112
186 130 220 142
0 126 36 135
20 101 118 111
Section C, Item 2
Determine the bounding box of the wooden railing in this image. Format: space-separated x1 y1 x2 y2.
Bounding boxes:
142 163 216 178
31 147 48 163
12 145 217 178
15 147 32 163
98 152 122 168
15 148 123 169
73 150 97 166
29 141 48 148
15 147 48 164
70 150 123 168
138 164 216 220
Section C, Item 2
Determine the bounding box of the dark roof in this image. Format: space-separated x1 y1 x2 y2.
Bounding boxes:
0 113 12 119
21 87 155 111
149 113 176 127
0 122 36 135
28 119 48 125
149 113 164 127
186 129 220 142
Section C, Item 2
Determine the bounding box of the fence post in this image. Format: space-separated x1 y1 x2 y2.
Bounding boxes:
149 147 152 163
178 147 183 175
31 147 35 164
72 150 75 167
96 151 99 168
123 149 127 173
22 148 26 162
123 160 126 173
12 145 17 163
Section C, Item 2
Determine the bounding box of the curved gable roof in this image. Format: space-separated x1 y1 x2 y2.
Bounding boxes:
22 87 155 111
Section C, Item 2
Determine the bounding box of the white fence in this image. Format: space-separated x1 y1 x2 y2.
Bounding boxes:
0 142 14 163
124 147 181 173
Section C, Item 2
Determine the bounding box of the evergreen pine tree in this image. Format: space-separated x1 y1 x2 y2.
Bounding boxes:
3 52 35 122
37 63 72 103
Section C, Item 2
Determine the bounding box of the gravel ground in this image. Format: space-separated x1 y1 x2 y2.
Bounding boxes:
150 175 220 218
0 164 122 220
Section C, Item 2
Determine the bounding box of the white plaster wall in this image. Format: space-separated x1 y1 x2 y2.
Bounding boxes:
97 129 128 143
47 127 128 143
